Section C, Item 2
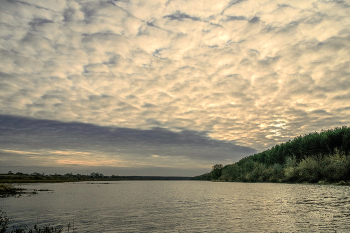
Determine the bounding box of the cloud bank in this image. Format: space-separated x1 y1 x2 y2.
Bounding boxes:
0 115 256 175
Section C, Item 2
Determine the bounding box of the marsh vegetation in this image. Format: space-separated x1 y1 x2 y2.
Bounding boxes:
0 184 27 198
0 184 52 198
1 208 73 233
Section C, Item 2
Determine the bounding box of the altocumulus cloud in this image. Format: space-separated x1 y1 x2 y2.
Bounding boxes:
1 0 350 175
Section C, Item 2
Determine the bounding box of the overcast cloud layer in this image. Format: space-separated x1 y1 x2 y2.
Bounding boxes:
1 0 350 175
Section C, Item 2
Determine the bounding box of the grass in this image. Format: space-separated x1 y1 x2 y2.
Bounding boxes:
1 209 76 233
0 184 53 198
1 186 72 232
0 184 27 198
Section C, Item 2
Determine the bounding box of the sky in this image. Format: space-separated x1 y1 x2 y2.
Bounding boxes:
1 0 350 176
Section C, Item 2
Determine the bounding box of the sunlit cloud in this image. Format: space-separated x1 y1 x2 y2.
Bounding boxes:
0 149 40 155
50 151 92 155
56 159 122 167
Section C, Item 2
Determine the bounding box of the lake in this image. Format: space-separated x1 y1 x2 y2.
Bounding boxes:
1 181 350 232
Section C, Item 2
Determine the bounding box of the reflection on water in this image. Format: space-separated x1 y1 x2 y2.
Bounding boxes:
1 181 350 232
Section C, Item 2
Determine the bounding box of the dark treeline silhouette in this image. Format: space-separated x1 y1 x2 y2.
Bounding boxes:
194 126 350 184
0 172 193 183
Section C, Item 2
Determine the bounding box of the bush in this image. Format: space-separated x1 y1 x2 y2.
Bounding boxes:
283 156 298 181
322 150 348 182
267 164 284 182
250 162 267 182
296 157 321 182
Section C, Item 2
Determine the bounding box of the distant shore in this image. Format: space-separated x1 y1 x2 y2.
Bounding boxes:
0 175 193 198
209 179 350 186
0 173 194 184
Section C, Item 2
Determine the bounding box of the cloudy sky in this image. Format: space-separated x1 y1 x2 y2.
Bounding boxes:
1 0 350 176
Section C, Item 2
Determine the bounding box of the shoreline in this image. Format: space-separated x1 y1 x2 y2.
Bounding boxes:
210 179 350 186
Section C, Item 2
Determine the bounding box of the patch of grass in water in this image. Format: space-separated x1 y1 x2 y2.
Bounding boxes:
0 184 27 198
0 184 54 198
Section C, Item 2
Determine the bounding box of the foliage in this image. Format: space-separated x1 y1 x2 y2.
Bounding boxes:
211 164 223 180
321 149 349 182
250 126 350 165
194 126 350 184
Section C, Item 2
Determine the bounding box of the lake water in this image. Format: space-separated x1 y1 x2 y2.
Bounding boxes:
1 181 350 232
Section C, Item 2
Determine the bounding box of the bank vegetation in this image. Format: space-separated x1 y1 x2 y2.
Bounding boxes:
194 126 350 185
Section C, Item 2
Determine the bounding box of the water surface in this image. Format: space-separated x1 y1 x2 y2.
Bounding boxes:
1 181 349 232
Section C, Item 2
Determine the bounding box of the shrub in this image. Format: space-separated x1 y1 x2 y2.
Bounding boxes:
267 164 284 182
322 150 348 182
283 156 299 181
250 162 267 182
296 157 321 182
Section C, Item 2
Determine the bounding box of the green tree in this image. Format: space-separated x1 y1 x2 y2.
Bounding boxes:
211 164 223 180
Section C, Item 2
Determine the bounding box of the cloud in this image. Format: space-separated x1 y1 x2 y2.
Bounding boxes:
0 149 40 155
0 115 256 173
0 0 350 171
163 11 202 21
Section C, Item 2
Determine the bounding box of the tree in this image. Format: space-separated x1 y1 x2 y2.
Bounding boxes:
90 172 104 178
211 164 223 180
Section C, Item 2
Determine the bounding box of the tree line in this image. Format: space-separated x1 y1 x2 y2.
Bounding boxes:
0 172 193 183
194 126 350 184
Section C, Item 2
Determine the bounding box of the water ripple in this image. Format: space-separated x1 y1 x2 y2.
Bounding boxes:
0 182 349 232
